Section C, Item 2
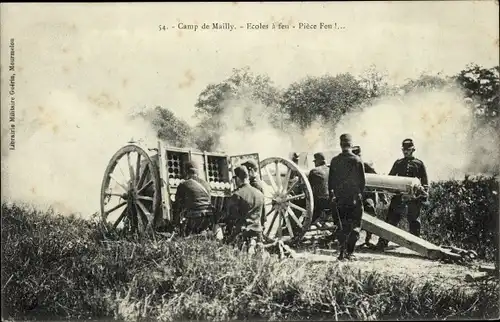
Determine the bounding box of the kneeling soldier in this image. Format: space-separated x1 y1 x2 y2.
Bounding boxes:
226 165 265 249
172 160 214 236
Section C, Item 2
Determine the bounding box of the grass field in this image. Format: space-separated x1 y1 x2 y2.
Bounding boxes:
2 200 499 321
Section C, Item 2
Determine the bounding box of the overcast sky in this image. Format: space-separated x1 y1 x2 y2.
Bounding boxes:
2 1 498 124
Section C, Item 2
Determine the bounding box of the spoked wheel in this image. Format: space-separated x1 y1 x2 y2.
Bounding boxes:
259 157 314 244
100 143 162 237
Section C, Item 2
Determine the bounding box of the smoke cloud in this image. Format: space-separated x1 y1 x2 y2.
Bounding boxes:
2 81 497 219
215 86 499 182
1 90 158 217
330 88 499 181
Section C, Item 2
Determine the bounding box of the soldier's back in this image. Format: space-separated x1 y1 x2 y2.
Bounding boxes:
309 164 329 199
178 177 212 211
233 183 265 231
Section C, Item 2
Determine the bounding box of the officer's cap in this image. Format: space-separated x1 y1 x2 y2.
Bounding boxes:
402 138 415 149
241 159 258 170
313 152 325 162
233 165 249 180
352 146 361 155
340 133 353 144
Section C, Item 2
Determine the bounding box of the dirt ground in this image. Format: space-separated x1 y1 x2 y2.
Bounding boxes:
292 231 496 289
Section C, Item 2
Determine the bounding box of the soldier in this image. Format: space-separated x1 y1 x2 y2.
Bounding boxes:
352 145 387 247
376 138 429 250
241 159 266 227
328 134 366 260
241 159 264 194
172 160 215 236
308 152 330 224
225 165 265 248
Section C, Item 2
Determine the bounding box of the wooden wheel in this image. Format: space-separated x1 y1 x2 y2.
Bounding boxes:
259 157 314 244
100 143 162 236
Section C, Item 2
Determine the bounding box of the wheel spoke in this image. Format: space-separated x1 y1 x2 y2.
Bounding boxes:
288 202 306 213
284 213 294 238
277 211 283 238
138 195 154 202
274 161 281 191
104 201 126 216
285 193 306 202
265 209 279 236
285 178 299 196
281 169 291 194
105 192 127 198
135 153 142 186
286 207 303 228
110 174 129 192
117 163 127 182
135 202 149 230
127 152 135 186
264 167 278 192
137 200 152 219
138 179 153 194
112 206 128 229
137 164 150 189
264 206 275 217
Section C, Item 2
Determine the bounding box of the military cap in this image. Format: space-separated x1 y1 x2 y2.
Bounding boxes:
241 159 258 170
184 160 199 171
402 138 415 149
352 146 361 155
233 165 249 180
340 133 353 144
313 152 326 161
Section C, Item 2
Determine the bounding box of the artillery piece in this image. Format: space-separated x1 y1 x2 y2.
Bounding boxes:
100 140 262 236
100 142 474 263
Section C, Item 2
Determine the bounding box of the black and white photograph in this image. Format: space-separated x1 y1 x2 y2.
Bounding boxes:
1 1 499 321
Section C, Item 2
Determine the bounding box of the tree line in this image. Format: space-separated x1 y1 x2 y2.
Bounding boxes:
138 63 499 153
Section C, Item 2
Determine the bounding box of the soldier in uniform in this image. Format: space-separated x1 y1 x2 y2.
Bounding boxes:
376 138 429 250
241 159 266 227
241 160 264 194
352 145 387 247
308 152 330 224
225 165 265 248
172 160 215 236
328 134 366 260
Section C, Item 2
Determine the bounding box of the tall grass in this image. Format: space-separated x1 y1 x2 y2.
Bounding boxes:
2 202 499 321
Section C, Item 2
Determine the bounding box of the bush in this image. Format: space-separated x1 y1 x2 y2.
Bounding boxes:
421 175 499 261
2 202 499 321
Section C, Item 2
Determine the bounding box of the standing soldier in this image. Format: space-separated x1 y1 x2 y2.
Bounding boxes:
308 152 330 225
172 160 215 236
225 166 265 249
376 138 429 250
352 145 387 247
328 134 366 260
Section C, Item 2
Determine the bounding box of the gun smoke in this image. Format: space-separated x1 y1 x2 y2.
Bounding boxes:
1 90 158 217
1 84 497 219
215 87 499 182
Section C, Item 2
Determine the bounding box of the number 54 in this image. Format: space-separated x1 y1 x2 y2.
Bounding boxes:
158 25 166 31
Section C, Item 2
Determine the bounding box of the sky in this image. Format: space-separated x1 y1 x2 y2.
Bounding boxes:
1 1 498 124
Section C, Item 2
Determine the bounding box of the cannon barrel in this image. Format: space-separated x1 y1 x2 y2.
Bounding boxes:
365 173 423 197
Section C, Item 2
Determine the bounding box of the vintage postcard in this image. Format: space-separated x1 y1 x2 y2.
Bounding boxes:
1 1 499 321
